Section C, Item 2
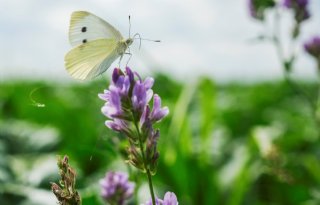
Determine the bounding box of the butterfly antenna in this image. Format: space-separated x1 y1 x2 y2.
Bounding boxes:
128 15 131 38
133 33 161 43
141 38 161 42
133 33 142 49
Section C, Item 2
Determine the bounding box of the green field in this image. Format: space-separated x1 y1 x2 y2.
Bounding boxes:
1 75 320 205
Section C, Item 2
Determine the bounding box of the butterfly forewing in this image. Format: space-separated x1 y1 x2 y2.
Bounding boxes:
65 11 133 80
65 39 118 80
69 11 123 47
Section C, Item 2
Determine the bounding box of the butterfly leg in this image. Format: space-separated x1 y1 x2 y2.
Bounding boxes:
125 52 132 67
118 48 132 69
118 54 123 69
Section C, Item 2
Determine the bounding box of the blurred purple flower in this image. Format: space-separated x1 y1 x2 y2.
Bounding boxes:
248 0 275 20
145 192 178 205
248 0 260 19
145 198 162 205
100 171 135 205
304 36 320 59
283 0 310 22
99 67 169 172
283 0 308 7
163 192 178 205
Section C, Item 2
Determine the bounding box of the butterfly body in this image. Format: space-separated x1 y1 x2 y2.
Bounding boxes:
65 11 133 80
116 38 133 55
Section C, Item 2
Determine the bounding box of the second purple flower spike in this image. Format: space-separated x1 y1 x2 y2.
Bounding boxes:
100 171 135 205
99 67 169 173
145 192 178 205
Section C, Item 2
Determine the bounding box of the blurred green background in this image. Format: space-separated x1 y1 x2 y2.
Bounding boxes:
1 75 320 205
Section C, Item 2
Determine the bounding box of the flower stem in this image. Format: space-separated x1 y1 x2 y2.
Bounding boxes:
270 8 320 138
146 168 156 205
272 8 316 111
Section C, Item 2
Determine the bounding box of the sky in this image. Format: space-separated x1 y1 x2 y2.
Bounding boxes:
0 0 319 82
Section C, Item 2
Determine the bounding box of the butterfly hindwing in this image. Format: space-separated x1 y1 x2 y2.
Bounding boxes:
65 11 133 80
65 39 119 80
69 11 123 47
89 50 120 78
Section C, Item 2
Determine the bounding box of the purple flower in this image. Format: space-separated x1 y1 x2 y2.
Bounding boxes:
100 89 122 119
145 198 162 205
248 0 258 19
248 0 275 20
304 36 320 59
283 0 308 7
150 95 169 123
145 192 178 205
99 67 169 172
132 80 153 115
100 171 135 205
163 192 178 205
283 0 310 22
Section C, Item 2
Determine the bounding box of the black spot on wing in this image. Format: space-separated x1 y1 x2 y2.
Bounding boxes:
82 39 87 43
81 27 87 32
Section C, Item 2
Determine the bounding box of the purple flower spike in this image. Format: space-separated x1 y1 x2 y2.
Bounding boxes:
100 171 135 205
99 67 169 172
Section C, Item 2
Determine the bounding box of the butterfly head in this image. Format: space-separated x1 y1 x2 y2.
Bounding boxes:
125 38 134 47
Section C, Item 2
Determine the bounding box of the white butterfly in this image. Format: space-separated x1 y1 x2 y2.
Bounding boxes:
65 11 133 80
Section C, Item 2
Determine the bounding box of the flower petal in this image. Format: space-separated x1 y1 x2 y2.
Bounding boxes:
112 68 122 84
163 192 178 205
151 94 169 122
144 77 154 90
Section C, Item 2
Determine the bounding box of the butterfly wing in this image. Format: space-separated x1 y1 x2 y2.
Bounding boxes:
68 11 123 47
65 39 120 80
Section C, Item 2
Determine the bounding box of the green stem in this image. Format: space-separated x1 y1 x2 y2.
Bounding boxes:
283 72 316 111
272 7 316 111
314 68 320 131
271 7 320 137
146 166 156 205
316 63 320 107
